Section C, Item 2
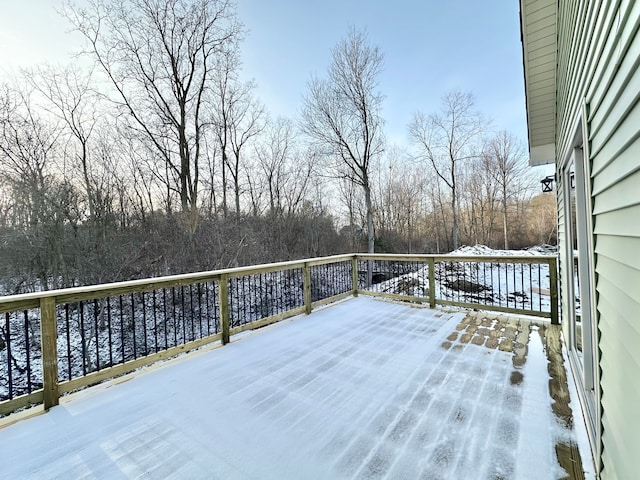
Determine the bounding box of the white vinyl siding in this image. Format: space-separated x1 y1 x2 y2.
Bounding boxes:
555 0 640 478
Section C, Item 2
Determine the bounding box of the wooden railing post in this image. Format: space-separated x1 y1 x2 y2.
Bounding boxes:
40 297 59 409
428 257 436 309
219 275 230 344
351 256 358 297
549 256 559 325
303 262 312 315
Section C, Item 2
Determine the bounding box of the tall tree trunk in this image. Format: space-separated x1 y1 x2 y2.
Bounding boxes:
502 183 509 249
452 186 458 251
364 183 375 254
221 152 228 218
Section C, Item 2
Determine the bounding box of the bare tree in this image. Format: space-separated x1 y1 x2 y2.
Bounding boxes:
410 90 483 251
528 193 557 245
27 65 102 222
0 84 61 228
458 153 499 246
210 49 235 218
209 48 264 218
255 117 293 216
65 0 243 225
0 83 74 289
372 147 426 253
485 130 530 249
254 117 314 218
301 28 384 253
227 83 265 216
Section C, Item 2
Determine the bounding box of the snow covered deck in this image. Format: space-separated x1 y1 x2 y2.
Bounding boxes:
0 297 592 479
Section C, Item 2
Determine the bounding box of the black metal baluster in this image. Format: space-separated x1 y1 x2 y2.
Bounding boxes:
340 262 351 293
232 278 237 327
6 313 12 399
65 305 72 380
497 263 502 307
93 299 100 371
274 272 279 316
152 291 159 352
346 262 350 294
239 277 244 325
119 296 125 363
180 286 186 344
79 302 87 375
538 264 543 311
267 271 283 315
106 298 113 367
244 276 249 324
205 282 211 335
197 284 203 339
518 264 523 307
512 263 516 308
259 273 264 320
470 261 474 303
343 262 348 294
23 311 31 393
213 282 220 332
457 263 461 304
325 264 330 297
529 263 533 311
331 263 336 295
229 279 235 328
504 263 509 308
189 285 195 341
130 293 137 359
507 263 512 309
237 277 242 326
142 292 148 356
520 263 525 307
489 262 494 307
271 272 277 315
162 289 168 349
172 288 178 347
261 273 267 318
283 270 288 311
483 261 488 306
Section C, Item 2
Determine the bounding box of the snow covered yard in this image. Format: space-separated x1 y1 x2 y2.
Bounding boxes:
0 296 592 479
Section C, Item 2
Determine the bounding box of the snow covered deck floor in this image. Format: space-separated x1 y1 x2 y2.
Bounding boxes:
0 296 592 479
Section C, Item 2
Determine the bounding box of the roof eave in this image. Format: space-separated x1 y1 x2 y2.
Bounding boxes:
520 0 558 166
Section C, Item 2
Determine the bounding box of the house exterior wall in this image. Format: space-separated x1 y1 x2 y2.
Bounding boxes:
555 1 640 478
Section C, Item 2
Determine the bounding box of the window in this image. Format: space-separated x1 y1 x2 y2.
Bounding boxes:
562 106 599 459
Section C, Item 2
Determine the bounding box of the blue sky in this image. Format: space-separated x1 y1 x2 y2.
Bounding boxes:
0 0 530 153
235 0 528 146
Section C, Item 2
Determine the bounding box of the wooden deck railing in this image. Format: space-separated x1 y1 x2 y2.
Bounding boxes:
0 253 558 417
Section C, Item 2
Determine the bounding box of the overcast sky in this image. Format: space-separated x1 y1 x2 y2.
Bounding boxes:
0 0 533 159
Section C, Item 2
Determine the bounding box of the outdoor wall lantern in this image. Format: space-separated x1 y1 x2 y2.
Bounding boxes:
541 175 555 192
540 172 574 192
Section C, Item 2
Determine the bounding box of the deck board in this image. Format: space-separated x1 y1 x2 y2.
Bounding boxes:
0 297 592 479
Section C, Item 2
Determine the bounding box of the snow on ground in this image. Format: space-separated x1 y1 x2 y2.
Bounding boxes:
0 296 590 479
515 326 566 477
373 245 556 314
450 244 557 256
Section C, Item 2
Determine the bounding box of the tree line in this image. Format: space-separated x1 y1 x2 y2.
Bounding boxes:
0 0 556 294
